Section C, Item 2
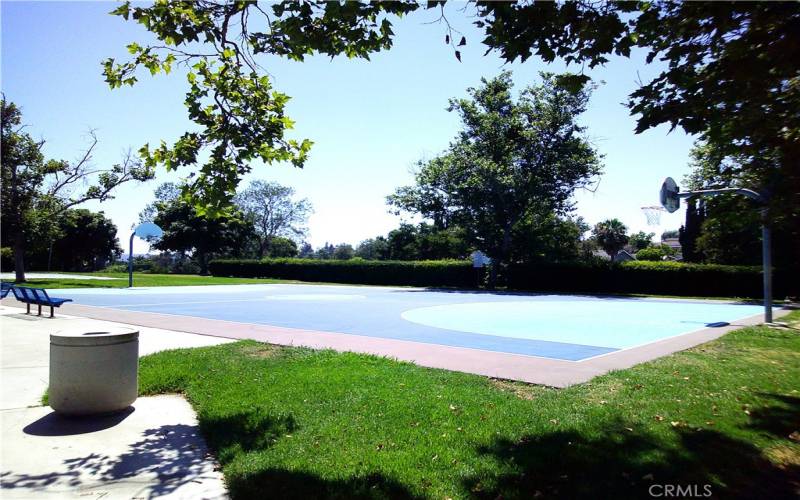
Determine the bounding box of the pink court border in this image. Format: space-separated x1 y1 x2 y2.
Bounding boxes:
2 299 791 387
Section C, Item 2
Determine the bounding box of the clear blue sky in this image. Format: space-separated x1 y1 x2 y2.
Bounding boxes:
2 1 696 254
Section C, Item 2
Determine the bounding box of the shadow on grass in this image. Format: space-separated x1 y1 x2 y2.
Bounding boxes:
228 469 422 500
748 394 800 440
201 409 421 499
463 398 800 499
200 409 297 463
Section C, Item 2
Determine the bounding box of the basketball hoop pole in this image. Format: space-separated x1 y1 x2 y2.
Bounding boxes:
761 208 773 323
129 232 135 288
128 222 163 289
675 187 772 323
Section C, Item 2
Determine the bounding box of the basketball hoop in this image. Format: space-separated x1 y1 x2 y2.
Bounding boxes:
641 206 665 226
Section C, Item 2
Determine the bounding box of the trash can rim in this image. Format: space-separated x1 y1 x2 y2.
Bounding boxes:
51 327 139 346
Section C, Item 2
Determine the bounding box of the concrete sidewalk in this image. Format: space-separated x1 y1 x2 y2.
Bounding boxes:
0 306 233 498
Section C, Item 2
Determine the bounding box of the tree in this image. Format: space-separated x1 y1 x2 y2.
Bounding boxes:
512 215 589 264
385 224 421 261
381 223 469 261
593 219 629 261
1 98 152 282
683 140 799 269
661 230 680 240
389 72 601 285
332 243 355 260
635 244 676 262
142 182 254 274
679 199 705 263
628 231 655 252
49 210 122 271
3 209 122 272
105 2 799 219
314 243 335 260
267 237 298 258
355 237 390 261
298 242 314 259
235 180 311 258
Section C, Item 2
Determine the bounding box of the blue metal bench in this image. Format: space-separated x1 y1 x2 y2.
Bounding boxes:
1 282 12 299
11 286 72 317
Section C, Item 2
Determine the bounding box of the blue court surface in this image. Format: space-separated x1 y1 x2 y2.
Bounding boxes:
54 284 763 361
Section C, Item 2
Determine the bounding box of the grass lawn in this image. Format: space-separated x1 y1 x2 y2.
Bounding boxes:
1 272 293 289
138 311 800 499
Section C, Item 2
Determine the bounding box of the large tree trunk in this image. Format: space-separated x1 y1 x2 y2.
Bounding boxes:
13 238 26 283
257 236 270 259
487 224 514 289
487 263 499 289
197 251 209 275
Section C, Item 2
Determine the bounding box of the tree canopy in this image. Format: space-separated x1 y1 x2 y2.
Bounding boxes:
593 219 629 260
142 182 253 274
235 180 312 258
1 98 151 281
389 72 601 284
682 141 799 269
105 1 799 220
628 231 655 252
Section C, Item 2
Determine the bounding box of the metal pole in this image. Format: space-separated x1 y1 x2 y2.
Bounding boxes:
761 209 772 323
679 186 771 323
129 233 135 288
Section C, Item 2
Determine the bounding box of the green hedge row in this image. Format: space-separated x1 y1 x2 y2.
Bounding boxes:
209 258 796 299
208 258 481 287
507 260 795 299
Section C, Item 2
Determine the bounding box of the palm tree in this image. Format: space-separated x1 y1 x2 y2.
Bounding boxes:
593 219 629 260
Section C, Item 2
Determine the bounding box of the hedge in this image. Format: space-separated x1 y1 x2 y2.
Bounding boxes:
210 258 796 299
209 258 481 288
507 260 795 299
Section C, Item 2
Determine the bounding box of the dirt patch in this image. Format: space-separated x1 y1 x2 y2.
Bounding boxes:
765 444 800 468
239 343 282 359
489 378 542 400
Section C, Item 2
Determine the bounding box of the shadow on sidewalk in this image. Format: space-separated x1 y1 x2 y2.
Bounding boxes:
23 407 135 436
2 423 216 497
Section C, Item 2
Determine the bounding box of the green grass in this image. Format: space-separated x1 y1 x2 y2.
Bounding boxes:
138 311 800 499
1 272 293 289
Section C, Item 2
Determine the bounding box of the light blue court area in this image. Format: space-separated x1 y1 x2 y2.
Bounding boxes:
52 284 763 361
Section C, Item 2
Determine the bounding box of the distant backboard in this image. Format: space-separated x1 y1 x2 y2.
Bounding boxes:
660 177 680 213
471 251 491 268
134 222 163 240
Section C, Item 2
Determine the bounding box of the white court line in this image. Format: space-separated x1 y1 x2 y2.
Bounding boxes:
101 298 274 308
102 294 367 308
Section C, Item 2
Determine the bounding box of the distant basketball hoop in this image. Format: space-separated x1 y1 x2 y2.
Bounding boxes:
641 206 666 226
129 222 163 288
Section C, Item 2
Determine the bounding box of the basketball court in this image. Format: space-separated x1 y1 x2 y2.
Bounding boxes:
30 283 779 387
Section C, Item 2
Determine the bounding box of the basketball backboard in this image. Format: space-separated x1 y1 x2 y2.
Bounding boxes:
660 177 680 213
134 221 163 240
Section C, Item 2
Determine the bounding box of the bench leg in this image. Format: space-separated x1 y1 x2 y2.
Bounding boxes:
37 304 42 316
26 303 30 314
50 306 54 318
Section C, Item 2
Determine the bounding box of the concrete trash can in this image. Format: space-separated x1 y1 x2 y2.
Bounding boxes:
49 327 139 416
